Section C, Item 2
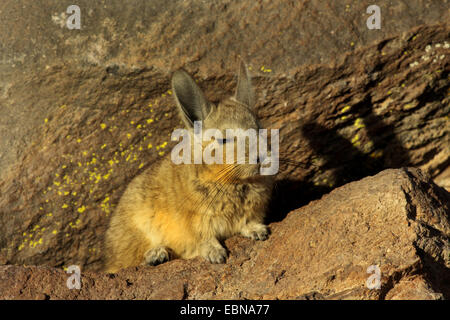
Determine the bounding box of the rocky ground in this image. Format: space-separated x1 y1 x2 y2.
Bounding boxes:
0 0 449 299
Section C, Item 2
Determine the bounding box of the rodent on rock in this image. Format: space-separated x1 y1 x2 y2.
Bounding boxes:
103 61 275 273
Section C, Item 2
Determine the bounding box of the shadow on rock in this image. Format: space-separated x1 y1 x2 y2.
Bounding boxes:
267 97 411 223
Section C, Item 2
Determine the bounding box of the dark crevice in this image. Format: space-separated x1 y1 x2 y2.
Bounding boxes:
378 262 422 300
414 247 450 299
402 188 418 221
182 282 189 300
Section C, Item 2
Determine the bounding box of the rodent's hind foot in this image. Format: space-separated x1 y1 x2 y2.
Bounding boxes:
241 223 269 241
143 246 170 266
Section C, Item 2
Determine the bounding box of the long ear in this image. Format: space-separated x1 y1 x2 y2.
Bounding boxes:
235 60 254 108
171 70 212 128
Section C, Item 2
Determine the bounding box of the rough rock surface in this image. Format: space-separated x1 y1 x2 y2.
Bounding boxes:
0 0 449 272
0 168 449 300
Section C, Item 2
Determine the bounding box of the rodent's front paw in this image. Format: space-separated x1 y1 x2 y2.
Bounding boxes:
241 223 269 241
143 246 170 266
202 244 227 264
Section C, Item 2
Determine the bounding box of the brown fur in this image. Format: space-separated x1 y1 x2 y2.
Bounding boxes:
103 62 274 273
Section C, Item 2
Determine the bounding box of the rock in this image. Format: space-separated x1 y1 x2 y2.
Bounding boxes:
0 0 449 271
0 168 448 299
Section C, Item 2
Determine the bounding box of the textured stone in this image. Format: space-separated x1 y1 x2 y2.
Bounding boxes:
0 0 449 297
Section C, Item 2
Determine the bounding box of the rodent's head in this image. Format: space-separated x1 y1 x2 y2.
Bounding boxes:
171 61 275 181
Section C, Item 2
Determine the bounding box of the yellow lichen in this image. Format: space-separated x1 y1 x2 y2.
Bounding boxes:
341 105 351 113
354 118 365 129
370 150 384 158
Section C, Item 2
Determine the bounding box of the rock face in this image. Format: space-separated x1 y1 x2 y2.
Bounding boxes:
0 0 449 272
0 168 449 300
